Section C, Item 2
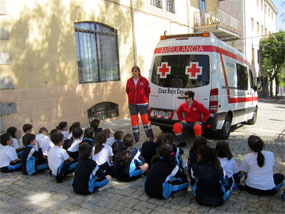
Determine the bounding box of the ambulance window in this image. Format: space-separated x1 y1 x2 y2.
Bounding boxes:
151 55 209 88
236 64 248 90
249 69 254 89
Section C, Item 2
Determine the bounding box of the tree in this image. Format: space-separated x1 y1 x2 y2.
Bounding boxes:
259 31 285 97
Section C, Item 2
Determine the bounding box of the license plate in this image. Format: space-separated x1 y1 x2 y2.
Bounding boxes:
152 110 172 119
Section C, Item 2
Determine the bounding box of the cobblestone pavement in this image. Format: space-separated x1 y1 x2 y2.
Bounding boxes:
0 99 284 214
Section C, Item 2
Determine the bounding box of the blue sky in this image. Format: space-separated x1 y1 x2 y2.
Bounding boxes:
272 0 285 30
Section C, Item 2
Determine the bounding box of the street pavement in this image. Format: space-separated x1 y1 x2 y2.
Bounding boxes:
0 98 284 214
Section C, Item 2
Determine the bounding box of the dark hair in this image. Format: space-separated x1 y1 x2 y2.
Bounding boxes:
163 133 174 145
184 91 195 99
68 127 83 148
190 136 207 153
90 119 100 130
23 124 33 133
198 145 222 172
39 127 48 134
1 133 11 146
69 122 80 133
94 132 107 154
248 135 264 167
84 127 95 139
103 128 111 138
118 148 133 166
155 134 164 146
50 129 60 136
22 133 36 146
151 144 176 168
114 130 124 141
57 121 68 130
7 127 17 138
216 141 233 160
123 134 134 147
131 65 141 73
50 133 64 145
79 142 92 158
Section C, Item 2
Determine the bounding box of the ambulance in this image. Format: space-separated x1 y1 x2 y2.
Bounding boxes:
148 32 258 139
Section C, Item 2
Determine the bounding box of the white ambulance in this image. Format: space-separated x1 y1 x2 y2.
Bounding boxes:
148 32 258 139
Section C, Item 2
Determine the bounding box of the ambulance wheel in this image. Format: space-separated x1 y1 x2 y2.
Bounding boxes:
159 126 173 133
218 115 232 139
247 108 257 125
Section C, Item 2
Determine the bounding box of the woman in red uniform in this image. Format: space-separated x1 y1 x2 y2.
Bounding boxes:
126 66 154 143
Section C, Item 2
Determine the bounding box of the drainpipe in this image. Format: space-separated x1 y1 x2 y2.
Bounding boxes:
131 0 138 65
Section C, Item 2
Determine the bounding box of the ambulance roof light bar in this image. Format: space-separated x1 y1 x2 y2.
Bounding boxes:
160 32 210 40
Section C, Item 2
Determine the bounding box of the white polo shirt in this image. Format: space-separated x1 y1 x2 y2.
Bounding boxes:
48 146 69 176
218 157 239 178
67 138 81 152
92 144 113 166
240 151 275 190
0 145 18 168
12 138 19 149
36 134 53 155
106 137 115 147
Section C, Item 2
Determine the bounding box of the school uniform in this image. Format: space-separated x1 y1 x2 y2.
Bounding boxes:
191 161 232 206
144 159 189 199
188 151 198 185
67 138 81 159
82 138 95 148
219 157 242 188
91 144 113 175
72 158 109 195
113 146 145 181
36 134 53 156
95 128 103 136
0 145 21 173
61 130 69 141
140 140 158 164
21 145 48 175
112 140 123 156
12 138 19 149
240 151 284 195
106 137 115 147
48 145 78 182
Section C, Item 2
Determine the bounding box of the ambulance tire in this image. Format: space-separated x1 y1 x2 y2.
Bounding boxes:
247 108 257 125
159 126 173 133
218 115 232 139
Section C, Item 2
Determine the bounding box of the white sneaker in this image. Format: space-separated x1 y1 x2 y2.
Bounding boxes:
97 181 113 191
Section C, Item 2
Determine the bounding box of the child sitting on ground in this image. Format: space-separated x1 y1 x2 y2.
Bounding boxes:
72 142 112 195
140 134 163 165
6 127 20 151
90 119 103 136
104 128 115 147
36 127 53 156
82 127 95 148
48 133 77 183
0 133 21 173
56 121 69 141
113 134 149 181
144 143 189 199
19 124 33 148
67 127 83 159
240 135 284 195
21 134 49 175
112 130 124 156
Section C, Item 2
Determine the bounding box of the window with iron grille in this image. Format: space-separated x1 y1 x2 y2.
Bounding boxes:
150 0 162 8
88 102 119 122
167 0 175 13
74 22 120 84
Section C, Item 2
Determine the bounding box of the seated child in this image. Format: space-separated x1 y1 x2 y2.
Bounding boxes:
21 134 49 175
19 124 33 148
56 121 69 141
0 133 21 173
6 127 20 150
113 134 149 181
112 130 124 156
140 134 163 165
104 128 115 147
90 119 103 136
36 127 53 156
63 122 80 149
240 135 284 195
48 133 77 183
216 141 242 189
67 127 83 159
144 143 189 199
191 145 232 207
72 142 112 195
82 127 95 148
92 132 113 175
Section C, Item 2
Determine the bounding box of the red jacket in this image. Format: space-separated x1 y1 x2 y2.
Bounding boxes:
126 76 150 104
177 100 210 123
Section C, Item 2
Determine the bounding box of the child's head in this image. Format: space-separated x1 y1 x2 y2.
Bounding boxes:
123 134 134 147
155 143 176 167
163 133 174 145
90 119 101 129
50 129 60 136
154 134 164 146
57 121 68 131
0 133 13 146
94 132 107 154
84 127 95 139
190 136 207 153
7 127 17 138
50 132 64 146
198 145 222 172
215 141 233 160
248 135 264 167
114 130 124 141
103 128 112 138
118 148 133 166
69 122 80 133
79 142 92 158
72 127 83 139
22 124 33 134
38 127 48 136
22 133 36 146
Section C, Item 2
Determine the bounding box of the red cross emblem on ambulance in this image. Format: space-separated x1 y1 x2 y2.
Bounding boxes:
185 62 202 79
158 62 171 79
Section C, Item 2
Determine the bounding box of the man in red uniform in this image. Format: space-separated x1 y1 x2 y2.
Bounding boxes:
173 91 210 147
126 66 154 142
